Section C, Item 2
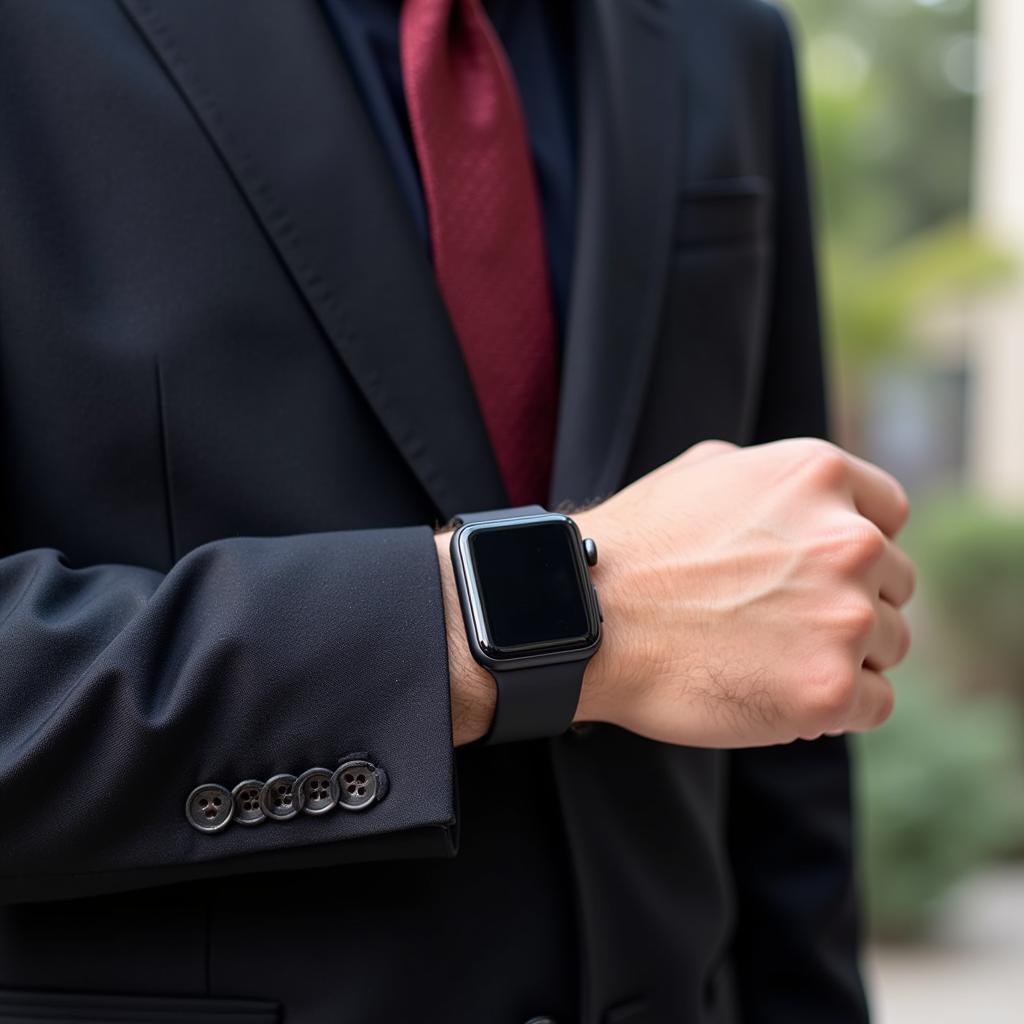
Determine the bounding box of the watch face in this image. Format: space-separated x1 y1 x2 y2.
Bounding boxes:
462 518 598 659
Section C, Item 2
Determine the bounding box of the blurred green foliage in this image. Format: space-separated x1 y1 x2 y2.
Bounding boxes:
916 499 1024 700
827 221 1013 366
858 670 1024 940
790 0 976 249
788 0 1012 368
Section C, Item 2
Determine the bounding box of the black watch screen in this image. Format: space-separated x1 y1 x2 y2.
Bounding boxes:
460 518 600 660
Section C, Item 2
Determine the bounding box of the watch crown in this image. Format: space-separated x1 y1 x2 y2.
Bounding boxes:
583 537 598 567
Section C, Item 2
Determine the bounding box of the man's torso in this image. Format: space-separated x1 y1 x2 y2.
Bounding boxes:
0 2 819 1022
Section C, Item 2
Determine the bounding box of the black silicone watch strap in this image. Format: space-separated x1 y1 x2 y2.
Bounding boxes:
452 505 546 526
483 659 588 745
451 505 591 745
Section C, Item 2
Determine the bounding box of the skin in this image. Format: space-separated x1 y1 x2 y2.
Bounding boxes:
437 438 915 748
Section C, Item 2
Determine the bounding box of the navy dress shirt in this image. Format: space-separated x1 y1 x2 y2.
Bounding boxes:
320 0 577 337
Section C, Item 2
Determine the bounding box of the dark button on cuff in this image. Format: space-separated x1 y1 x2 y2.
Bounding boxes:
185 783 232 833
333 759 381 811
260 773 298 821
232 779 266 826
295 767 338 815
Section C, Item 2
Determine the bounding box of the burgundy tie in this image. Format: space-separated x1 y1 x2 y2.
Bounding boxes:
400 0 559 506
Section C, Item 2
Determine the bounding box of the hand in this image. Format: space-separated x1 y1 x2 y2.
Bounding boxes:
574 438 915 747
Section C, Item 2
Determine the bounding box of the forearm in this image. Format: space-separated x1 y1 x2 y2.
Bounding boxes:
1 528 458 903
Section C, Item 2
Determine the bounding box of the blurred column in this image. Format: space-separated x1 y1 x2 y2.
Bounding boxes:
972 0 1024 506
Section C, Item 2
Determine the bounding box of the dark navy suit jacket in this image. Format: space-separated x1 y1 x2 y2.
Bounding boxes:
0 2 867 1022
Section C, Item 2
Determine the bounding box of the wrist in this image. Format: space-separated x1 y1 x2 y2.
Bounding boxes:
571 509 636 728
434 530 496 746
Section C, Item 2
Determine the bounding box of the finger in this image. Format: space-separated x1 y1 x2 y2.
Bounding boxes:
843 668 895 732
875 538 916 608
844 452 910 539
863 599 911 672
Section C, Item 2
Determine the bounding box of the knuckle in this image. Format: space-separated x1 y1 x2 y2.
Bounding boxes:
872 682 896 729
904 557 919 603
833 521 887 572
796 439 848 488
836 593 876 639
689 439 735 460
858 522 888 561
896 619 912 663
892 484 911 531
803 661 858 726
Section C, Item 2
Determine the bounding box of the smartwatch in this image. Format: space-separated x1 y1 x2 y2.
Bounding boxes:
450 505 603 744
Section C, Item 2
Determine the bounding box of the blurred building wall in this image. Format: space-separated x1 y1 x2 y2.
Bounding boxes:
971 0 1024 506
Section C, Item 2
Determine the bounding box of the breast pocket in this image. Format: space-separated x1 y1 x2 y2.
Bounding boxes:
631 176 775 474
674 175 773 246
0 989 279 1023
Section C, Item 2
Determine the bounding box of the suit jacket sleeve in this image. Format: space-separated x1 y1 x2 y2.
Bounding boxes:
725 8 869 1022
0 526 457 905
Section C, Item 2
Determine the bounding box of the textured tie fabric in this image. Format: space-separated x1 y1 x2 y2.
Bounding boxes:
400 0 559 506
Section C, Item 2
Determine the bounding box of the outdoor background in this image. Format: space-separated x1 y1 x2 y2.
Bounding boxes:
784 0 1024 1019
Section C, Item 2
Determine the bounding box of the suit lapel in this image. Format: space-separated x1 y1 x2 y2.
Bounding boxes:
552 0 682 505
119 0 681 516
119 0 507 520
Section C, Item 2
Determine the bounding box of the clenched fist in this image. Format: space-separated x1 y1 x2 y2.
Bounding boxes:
572 438 915 747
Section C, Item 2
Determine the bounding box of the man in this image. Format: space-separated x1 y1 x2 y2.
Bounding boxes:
0 1 913 1022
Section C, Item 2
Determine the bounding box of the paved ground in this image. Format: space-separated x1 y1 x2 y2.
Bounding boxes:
866 867 1024 1023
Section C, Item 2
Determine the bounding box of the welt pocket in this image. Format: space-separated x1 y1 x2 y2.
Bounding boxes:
675 176 772 247
0 989 279 1024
